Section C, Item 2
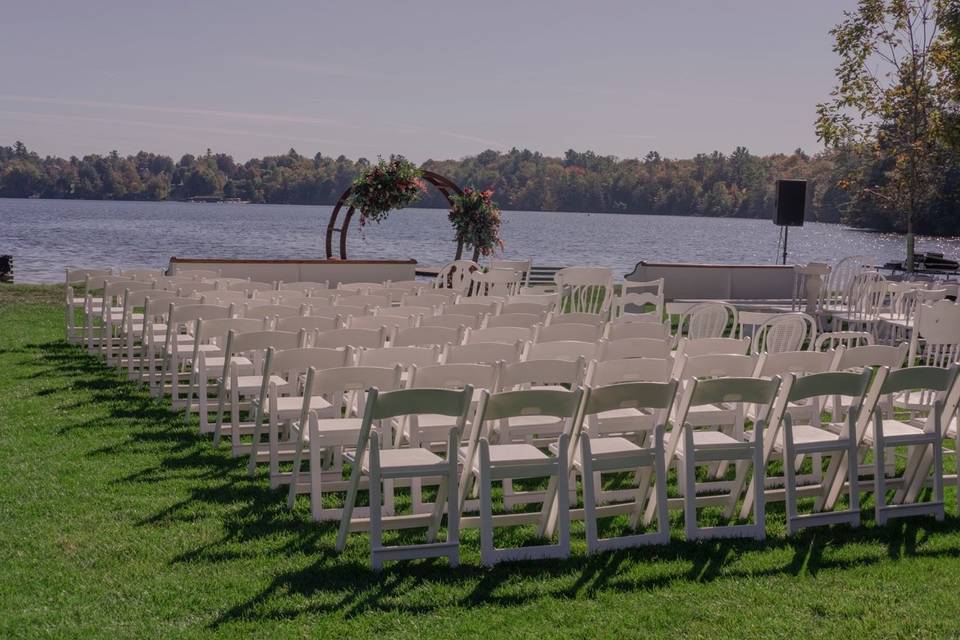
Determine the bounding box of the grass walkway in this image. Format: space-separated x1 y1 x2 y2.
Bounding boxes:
3 285 960 638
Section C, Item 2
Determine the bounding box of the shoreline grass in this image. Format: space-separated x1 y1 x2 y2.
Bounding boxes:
3 284 960 638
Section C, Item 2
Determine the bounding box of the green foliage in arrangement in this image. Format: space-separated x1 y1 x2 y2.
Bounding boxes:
344 156 424 226
447 187 504 258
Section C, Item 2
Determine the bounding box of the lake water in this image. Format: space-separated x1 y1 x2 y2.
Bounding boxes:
3 198 960 283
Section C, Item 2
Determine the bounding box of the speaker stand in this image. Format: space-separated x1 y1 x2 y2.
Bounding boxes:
781 226 789 265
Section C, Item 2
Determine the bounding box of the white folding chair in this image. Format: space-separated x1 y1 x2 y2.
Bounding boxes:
335 386 473 570
458 387 585 566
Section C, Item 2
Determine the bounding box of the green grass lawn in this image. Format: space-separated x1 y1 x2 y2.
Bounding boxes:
4 284 960 638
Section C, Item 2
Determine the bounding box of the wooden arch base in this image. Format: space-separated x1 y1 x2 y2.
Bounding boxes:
325 170 475 261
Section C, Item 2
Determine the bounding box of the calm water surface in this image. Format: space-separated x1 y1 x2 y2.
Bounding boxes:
3 198 960 282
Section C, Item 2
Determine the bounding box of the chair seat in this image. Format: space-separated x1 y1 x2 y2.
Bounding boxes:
863 419 928 444
780 424 842 446
271 395 333 415
224 374 286 392
171 343 220 355
305 418 364 445
462 443 548 470
361 448 445 474
548 436 642 462
199 356 252 370
671 430 744 454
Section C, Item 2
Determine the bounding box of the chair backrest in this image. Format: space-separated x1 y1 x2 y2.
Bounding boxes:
503 292 560 314
122 288 178 310
120 268 165 281
554 267 614 315
676 353 758 380
200 290 248 305
470 268 522 297
488 258 532 288
65 267 112 285
175 268 221 280
526 340 598 363
356 345 440 369
535 322 601 344
813 330 874 351
612 279 665 322
443 301 500 317
835 343 908 371
194 317 264 346
312 365 402 397
676 336 751 358
420 313 483 330
434 260 479 293
604 319 672 341
276 315 341 334
586 357 675 385
277 280 329 294
225 329 303 357
385 304 435 318
498 357 585 389
485 312 544 329
227 280 275 293
754 349 838 378
347 314 413 333
337 281 384 293
752 312 816 354
464 325 535 345
242 304 304 323
910 301 960 367
821 255 868 308
313 327 386 349
500 302 554 315
597 337 671 361
272 294 314 307
442 341 524 365
168 303 233 328
879 365 960 431
581 380 678 434
547 311 606 327
263 346 351 378
682 376 782 417
409 362 499 391
385 279 423 292
677 302 737 341
177 283 220 298
404 292 458 308
392 325 461 348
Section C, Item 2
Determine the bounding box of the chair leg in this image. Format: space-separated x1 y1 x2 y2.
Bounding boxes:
783 441 798 536
445 428 460 567
653 429 669 543
682 444 697 540
478 439 495 567
752 441 766 540
368 434 383 571
874 434 886 525
212 380 227 447
580 436 599 554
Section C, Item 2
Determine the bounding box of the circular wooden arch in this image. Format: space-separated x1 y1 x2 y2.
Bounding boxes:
325 170 474 261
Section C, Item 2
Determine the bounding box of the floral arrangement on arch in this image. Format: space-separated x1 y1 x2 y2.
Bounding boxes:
448 187 504 258
346 156 424 226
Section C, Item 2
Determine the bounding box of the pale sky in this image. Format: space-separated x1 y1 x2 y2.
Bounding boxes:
0 0 857 163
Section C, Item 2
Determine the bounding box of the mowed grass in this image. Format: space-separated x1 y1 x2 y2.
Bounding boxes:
4 285 960 639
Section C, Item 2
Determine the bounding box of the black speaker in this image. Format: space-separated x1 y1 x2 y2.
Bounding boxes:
774 179 807 227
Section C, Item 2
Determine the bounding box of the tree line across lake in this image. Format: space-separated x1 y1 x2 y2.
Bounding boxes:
1 140 958 235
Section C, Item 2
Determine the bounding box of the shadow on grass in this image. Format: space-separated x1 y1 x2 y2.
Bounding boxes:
27 338 960 627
